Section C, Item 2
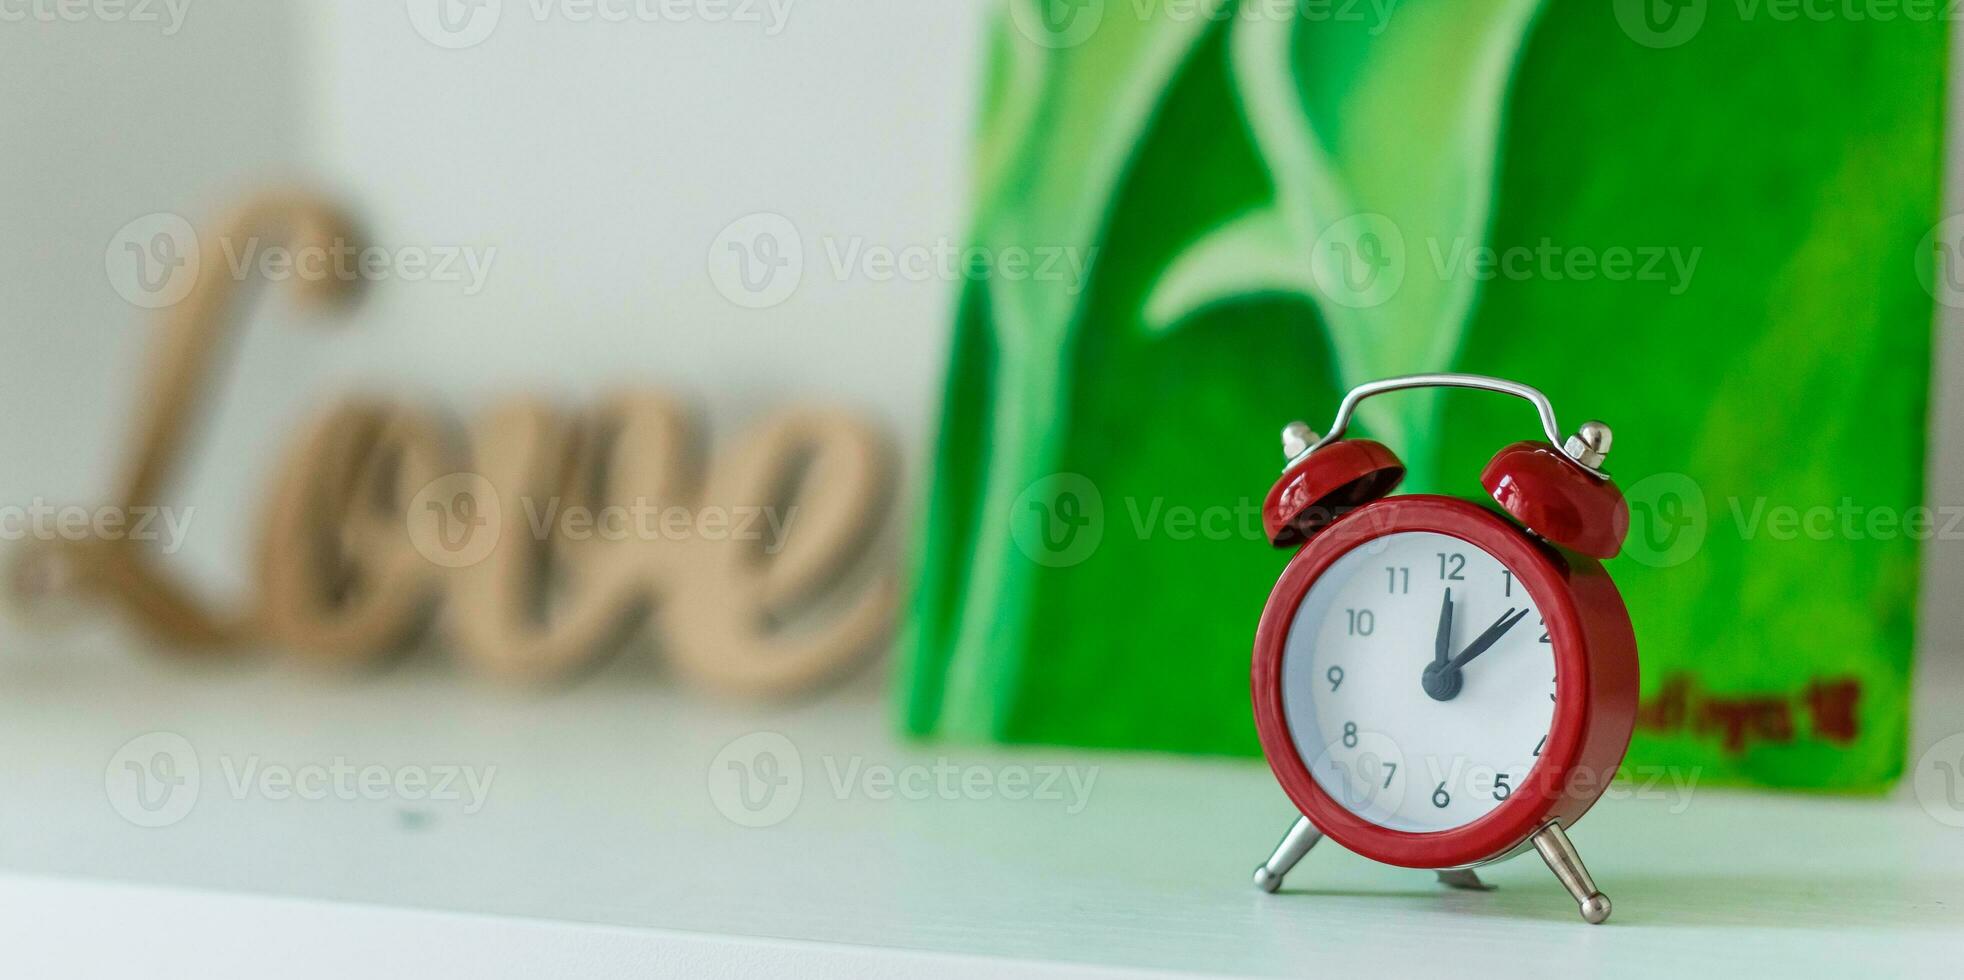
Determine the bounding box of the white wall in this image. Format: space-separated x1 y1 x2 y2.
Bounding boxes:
302 0 982 437
0 0 988 602
0 1 313 600
1913 14 1964 756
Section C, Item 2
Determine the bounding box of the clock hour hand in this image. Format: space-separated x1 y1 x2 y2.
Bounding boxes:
1421 589 1462 701
1448 607 1531 670
1433 588 1454 667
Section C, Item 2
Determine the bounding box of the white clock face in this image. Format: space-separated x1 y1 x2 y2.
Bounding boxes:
1281 531 1557 834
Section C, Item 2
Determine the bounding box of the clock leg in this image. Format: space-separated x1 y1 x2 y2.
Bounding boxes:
1435 868 1493 891
1531 823 1612 924
1252 816 1322 893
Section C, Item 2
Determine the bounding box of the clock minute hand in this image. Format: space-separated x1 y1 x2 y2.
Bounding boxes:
1448 607 1530 670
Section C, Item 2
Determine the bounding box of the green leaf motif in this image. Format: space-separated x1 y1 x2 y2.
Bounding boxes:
918 0 1234 740
1148 0 1545 475
907 0 1947 789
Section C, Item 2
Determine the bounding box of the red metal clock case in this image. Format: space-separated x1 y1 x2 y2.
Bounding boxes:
1250 495 1639 870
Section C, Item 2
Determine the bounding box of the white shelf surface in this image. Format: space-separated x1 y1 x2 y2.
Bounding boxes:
0 633 1958 978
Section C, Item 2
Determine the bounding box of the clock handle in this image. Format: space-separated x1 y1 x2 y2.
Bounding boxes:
1300 374 1610 481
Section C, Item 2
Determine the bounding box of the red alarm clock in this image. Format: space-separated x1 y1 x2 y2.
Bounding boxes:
1247 375 1638 924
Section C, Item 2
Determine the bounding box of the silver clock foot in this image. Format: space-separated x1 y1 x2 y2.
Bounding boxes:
1435 868 1493 891
1531 822 1611 924
1252 816 1322 893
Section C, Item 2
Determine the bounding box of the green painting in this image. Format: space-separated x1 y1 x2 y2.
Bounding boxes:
901 0 1948 789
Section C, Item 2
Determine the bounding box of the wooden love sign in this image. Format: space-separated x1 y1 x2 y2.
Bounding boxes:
13 191 897 694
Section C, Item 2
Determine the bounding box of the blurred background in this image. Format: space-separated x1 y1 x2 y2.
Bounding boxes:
0 1 968 601
1 1 1961 975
